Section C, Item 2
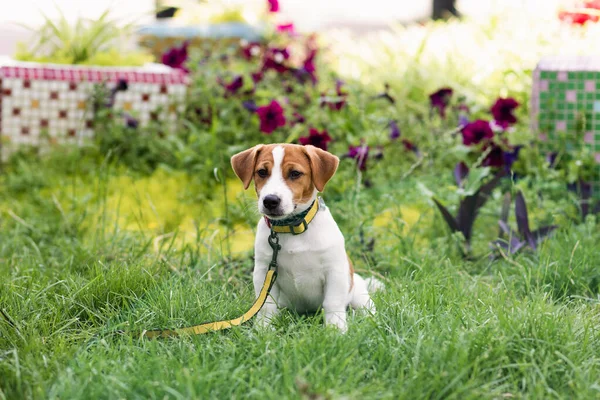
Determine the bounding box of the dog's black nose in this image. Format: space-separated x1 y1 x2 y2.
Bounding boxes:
263 195 281 210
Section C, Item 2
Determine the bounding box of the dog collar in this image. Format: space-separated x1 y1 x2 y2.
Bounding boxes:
264 198 320 235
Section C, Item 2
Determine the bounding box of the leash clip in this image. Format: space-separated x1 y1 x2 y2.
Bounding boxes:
268 230 281 271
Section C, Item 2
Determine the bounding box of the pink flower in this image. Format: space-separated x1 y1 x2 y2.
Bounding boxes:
276 23 295 33
268 0 280 12
429 87 453 118
256 100 286 134
299 128 332 151
490 97 519 129
292 112 306 125
461 120 494 146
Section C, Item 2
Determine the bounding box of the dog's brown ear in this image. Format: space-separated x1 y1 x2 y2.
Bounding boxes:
231 145 263 189
303 145 339 192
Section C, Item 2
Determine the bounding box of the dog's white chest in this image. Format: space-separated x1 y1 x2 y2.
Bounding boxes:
254 208 347 313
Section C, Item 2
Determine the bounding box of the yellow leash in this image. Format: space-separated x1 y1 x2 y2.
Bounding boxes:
139 230 281 339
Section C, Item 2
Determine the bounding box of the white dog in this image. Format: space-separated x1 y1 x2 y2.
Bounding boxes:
231 144 382 332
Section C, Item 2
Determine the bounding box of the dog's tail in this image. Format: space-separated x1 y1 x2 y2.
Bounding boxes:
364 276 385 293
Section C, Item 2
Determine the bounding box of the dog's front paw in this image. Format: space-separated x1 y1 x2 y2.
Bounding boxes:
324 311 348 334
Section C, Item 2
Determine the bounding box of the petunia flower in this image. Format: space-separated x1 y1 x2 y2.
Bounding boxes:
389 120 400 140
123 113 139 129
298 128 332 151
240 40 261 60
161 41 189 72
251 71 264 84
429 87 453 118
105 78 128 108
242 100 258 113
262 47 290 73
482 144 504 168
292 112 306 125
256 100 286 134
267 0 279 13
491 97 519 129
347 142 369 171
220 75 244 96
320 80 348 111
461 120 494 146
503 145 522 172
296 49 318 85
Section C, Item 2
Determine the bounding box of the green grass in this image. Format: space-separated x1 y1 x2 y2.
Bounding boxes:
1 147 600 399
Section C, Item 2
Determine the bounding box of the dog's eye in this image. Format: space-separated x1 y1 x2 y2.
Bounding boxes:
257 169 268 178
289 170 303 180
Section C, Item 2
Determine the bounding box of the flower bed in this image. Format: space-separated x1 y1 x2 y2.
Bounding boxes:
0 61 188 159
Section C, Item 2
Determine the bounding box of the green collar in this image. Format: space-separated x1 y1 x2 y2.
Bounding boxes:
265 199 319 235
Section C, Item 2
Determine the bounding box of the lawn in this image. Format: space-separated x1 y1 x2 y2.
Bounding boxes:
2 4 600 399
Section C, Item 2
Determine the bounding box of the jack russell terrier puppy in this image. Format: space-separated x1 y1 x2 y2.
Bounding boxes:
231 143 383 332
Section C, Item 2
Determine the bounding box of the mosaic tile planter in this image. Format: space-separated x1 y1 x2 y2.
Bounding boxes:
0 60 188 159
138 22 263 60
531 56 600 198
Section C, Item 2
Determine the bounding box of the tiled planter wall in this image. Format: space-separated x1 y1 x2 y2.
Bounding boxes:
0 62 188 159
531 56 600 198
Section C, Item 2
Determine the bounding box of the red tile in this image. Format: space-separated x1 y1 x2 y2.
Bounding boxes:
12 108 20 116
40 119 49 128
142 93 150 102
150 111 158 121
21 127 30 135
69 82 78 91
67 129 76 137
160 85 168 94
23 80 31 89
85 120 94 129
58 110 68 119
50 91 59 100
2 88 11 96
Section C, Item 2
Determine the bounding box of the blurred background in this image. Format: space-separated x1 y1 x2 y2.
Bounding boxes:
0 0 562 56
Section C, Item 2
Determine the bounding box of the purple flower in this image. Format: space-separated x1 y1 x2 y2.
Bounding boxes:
402 139 418 153
458 115 469 128
320 80 347 111
241 41 261 60
220 75 244 96
267 0 280 12
429 87 453 118
263 47 290 73
503 145 522 171
547 152 558 167
256 100 286 134
389 120 400 140
251 71 264 84
491 97 519 129
461 120 494 146
299 128 332 151
292 112 306 125
295 49 318 85
161 41 189 72
123 113 139 129
482 144 504 167
242 100 258 112
105 79 128 108
347 142 369 171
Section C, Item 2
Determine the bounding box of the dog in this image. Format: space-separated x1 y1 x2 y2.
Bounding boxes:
231 143 383 332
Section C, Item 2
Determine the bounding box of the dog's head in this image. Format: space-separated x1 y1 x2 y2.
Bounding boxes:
231 144 339 219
